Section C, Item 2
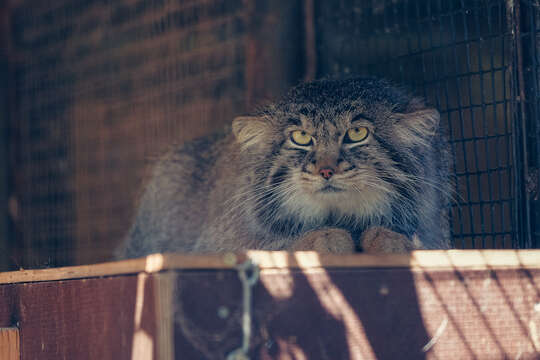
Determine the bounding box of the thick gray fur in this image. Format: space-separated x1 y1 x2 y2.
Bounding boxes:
117 77 451 258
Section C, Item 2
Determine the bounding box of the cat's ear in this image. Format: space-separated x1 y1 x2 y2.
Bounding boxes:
232 116 271 149
393 108 439 145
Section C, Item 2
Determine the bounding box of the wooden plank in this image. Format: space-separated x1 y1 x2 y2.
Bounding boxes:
0 273 179 360
0 259 538 359
173 267 540 359
1 250 540 284
8 275 158 360
0 328 20 360
0 285 16 327
247 249 540 271
154 272 176 360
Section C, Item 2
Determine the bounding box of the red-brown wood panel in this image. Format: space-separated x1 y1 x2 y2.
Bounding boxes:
0 285 16 327
0 259 539 359
0 275 159 360
173 268 540 359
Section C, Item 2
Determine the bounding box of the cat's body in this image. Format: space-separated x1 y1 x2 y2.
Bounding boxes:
118 77 451 258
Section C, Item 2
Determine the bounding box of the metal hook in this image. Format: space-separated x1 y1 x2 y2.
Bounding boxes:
226 259 260 360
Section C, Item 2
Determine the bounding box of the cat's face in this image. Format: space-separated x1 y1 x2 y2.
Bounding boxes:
233 78 439 230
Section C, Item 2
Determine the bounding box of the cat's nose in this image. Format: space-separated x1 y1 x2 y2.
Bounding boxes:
319 167 335 180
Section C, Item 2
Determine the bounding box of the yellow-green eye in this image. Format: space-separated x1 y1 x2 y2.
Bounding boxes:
345 126 369 143
290 130 313 146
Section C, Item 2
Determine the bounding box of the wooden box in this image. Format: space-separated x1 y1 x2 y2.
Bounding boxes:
0 250 539 359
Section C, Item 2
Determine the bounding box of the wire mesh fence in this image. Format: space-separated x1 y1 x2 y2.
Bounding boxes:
315 0 519 249
7 0 250 267
517 0 540 248
1 0 539 269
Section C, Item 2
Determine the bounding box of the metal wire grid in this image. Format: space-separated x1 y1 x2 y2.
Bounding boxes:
10 5 77 268
5 0 539 269
516 0 540 248
316 0 522 248
8 0 248 267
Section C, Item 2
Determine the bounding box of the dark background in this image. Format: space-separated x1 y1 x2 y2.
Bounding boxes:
0 0 538 270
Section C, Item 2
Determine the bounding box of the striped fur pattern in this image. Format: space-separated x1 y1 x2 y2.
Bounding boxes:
118 77 451 258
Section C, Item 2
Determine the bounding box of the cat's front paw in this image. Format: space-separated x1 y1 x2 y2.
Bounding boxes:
290 228 355 253
360 227 417 253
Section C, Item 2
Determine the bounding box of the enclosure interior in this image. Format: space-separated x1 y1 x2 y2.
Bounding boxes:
1 0 539 270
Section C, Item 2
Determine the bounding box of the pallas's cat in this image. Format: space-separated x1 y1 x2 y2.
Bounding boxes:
118 77 450 258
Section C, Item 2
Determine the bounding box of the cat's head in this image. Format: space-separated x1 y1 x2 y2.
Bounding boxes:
232 77 440 232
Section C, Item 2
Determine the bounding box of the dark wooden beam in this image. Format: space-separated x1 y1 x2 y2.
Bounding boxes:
0 0 12 272
245 0 304 110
